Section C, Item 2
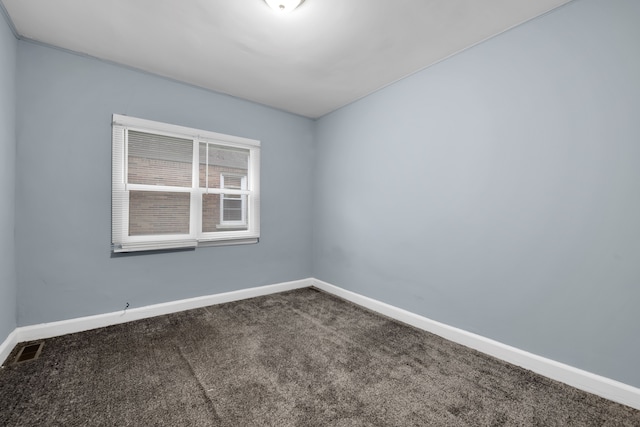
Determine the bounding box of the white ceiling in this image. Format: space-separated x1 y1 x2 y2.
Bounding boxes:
2 0 571 118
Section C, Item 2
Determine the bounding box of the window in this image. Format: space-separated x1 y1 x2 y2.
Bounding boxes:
219 174 247 227
112 114 260 253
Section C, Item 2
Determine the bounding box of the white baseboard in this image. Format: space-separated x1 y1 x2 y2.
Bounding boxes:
2 276 638 411
312 278 640 411
14 278 312 344
0 329 18 367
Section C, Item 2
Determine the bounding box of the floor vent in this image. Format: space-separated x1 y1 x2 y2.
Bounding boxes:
14 342 44 364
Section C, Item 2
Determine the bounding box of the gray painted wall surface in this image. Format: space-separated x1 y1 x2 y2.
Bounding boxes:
0 11 17 343
313 0 640 387
15 41 314 325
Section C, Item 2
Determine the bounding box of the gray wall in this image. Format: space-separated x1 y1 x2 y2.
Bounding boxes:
15 41 314 325
313 0 640 387
0 10 17 343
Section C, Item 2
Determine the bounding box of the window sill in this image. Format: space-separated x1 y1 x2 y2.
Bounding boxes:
112 236 259 253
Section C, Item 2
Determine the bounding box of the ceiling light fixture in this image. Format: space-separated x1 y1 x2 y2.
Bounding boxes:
264 0 304 14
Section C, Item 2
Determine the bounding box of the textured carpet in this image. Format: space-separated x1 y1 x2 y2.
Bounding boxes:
1 288 639 426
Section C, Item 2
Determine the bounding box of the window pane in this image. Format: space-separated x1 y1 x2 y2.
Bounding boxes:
199 143 249 188
222 175 243 190
129 191 190 236
202 194 248 232
128 131 193 187
223 197 243 221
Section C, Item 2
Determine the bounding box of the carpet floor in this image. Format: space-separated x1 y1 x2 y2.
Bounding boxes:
1 288 639 426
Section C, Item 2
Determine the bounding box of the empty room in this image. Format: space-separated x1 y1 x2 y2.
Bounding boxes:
1 0 639 425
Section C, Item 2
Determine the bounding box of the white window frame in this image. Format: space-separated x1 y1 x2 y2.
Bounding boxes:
112 114 260 253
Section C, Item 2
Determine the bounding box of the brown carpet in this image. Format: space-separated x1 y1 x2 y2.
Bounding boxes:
1 288 639 426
